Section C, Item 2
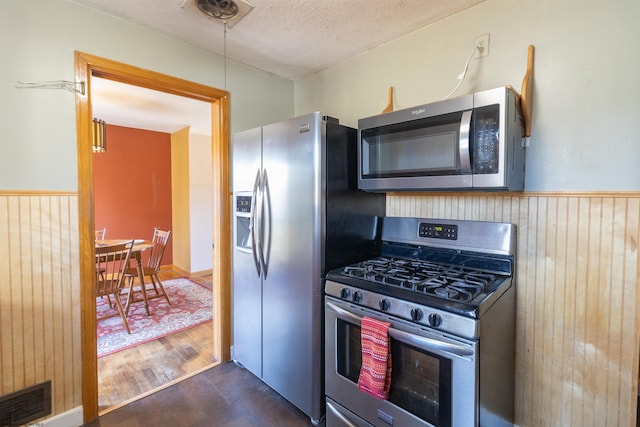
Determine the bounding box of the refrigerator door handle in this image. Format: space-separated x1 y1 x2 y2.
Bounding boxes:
262 169 272 279
250 169 261 277
256 169 267 277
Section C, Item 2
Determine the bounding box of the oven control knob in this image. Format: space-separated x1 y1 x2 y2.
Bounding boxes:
410 308 424 321
379 299 391 311
352 291 363 303
428 313 442 327
340 288 351 300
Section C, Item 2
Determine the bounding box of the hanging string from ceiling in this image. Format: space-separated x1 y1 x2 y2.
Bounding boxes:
224 20 228 91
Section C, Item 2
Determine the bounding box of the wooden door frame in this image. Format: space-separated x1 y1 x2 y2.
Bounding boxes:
74 51 231 422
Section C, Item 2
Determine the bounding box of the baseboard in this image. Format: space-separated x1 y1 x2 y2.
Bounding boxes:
161 265 212 279
189 269 212 278
164 264 188 276
36 406 83 427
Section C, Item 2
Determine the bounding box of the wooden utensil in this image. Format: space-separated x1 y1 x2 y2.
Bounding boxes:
381 87 394 113
520 45 534 138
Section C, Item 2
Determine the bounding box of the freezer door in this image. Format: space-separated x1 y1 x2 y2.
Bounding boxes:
261 113 323 419
232 127 263 377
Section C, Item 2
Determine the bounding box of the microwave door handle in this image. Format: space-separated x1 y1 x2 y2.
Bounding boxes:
459 110 473 173
326 301 474 358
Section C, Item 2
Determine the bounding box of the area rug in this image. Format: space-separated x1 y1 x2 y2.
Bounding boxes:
97 278 212 358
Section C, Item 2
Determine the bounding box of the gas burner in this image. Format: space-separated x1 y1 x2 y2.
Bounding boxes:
340 256 497 303
419 281 482 302
433 286 463 299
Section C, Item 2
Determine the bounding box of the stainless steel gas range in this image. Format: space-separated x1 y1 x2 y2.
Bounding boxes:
324 216 516 427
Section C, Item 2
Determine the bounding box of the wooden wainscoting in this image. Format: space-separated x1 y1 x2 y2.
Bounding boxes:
387 192 640 427
0 192 82 417
3 190 638 426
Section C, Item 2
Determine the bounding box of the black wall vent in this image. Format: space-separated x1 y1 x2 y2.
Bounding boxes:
0 381 51 427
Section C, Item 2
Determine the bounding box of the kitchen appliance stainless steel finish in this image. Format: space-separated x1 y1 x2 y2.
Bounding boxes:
358 86 525 192
324 217 516 427
232 112 385 424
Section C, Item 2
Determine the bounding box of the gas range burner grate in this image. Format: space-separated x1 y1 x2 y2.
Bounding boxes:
340 257 497 303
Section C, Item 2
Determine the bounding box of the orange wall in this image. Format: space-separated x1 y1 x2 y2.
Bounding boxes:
93 125 173 264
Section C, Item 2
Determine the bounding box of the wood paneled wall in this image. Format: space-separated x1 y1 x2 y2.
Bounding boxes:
0 192 81 417
387 193 640 427
1 191 638 426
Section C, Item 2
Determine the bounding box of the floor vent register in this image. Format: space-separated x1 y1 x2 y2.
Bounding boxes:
0 381 51 426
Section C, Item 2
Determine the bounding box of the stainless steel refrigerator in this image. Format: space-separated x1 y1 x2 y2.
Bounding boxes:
232 112 385 424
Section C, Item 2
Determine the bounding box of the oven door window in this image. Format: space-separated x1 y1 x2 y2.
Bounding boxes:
336 319 452 427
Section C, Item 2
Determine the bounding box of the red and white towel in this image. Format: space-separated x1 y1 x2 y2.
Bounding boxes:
357 316 392 400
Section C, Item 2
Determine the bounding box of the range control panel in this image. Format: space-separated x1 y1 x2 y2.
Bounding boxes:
418 222 458 240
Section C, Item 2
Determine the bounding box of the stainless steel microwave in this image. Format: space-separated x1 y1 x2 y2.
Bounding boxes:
358 86 525 192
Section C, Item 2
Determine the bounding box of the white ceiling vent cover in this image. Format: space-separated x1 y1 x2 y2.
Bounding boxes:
193 0 254 27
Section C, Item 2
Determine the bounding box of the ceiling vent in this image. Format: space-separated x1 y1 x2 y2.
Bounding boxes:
195 0 254 27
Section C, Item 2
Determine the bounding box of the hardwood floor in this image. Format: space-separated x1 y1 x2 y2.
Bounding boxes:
98 271 215 413
98 321 215 412
85 362 313 427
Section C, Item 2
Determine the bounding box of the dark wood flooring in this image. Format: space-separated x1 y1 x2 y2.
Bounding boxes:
84 362 313 427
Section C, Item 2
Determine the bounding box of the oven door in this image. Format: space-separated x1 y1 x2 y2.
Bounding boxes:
325 297 478 427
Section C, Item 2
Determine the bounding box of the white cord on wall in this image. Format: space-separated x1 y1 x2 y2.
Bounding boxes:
443 45 480 100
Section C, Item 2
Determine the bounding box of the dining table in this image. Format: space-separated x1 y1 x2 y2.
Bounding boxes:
95 239 154 315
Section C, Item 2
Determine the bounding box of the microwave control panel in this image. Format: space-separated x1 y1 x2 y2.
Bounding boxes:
418 222 458 240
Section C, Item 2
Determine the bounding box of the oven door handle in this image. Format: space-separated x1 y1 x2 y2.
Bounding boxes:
327 301 474 358
389 326 474 357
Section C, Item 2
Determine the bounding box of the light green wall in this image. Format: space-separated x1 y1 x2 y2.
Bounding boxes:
295 0 640 191
5 1 636 192
0 0 294 191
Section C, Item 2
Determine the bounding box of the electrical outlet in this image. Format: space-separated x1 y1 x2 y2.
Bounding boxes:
475 33 490 58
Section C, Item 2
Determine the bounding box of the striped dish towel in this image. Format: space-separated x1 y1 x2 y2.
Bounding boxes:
357 316 392 400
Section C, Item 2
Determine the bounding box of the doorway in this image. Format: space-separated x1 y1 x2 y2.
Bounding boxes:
74 52 231 423
92 121 212 412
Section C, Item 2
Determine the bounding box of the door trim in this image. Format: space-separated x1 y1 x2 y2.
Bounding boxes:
74 51 231 422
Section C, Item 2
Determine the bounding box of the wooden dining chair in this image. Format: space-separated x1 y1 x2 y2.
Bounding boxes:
124 229 172 315
96 240 134 334
95 228 106 240
95 227 110 304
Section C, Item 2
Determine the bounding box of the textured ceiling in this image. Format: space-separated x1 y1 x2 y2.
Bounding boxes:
76 0 486 133
73 0 485 80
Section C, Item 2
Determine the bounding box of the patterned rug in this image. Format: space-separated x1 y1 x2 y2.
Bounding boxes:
97 278 213 358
